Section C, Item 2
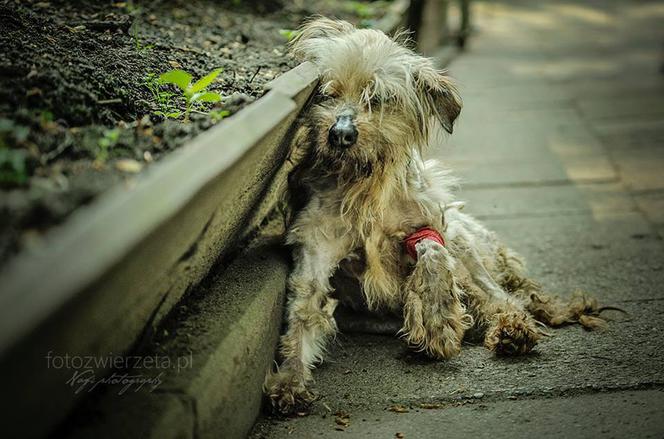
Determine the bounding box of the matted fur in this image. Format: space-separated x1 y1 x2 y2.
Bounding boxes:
265 18 608 415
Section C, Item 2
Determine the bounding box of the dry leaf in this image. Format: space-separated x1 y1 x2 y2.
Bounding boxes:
388 405 409 413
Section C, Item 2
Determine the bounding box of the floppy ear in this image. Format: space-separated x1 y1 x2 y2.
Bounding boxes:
290 17 354 61
415 66 462 134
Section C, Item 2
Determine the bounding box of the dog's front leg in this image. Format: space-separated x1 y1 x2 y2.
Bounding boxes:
266 237 350 415
402 240 472 359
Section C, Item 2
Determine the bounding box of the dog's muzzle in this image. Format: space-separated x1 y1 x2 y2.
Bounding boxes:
328 115 358 149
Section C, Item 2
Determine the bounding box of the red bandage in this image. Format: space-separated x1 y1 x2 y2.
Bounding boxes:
404 227 445 260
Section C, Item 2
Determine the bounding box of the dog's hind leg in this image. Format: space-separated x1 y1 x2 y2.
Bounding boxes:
401 239 473 359
265 233 351 415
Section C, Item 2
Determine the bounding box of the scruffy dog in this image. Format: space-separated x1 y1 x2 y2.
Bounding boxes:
265 17 608 415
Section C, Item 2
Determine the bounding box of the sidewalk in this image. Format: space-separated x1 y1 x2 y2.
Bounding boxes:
251 1 664 437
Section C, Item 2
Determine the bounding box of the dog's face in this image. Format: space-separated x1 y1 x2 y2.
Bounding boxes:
291 18 461 178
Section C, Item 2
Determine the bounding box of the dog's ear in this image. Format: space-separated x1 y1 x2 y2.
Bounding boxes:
415 66 462 134
290 17 354 61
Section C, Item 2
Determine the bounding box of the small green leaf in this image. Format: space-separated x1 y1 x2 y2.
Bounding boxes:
192 92 221 103
159 69 192 91
0 146 28 185
210 109 230 122
190 68 222 93
279 29 300 41
154 110 182 119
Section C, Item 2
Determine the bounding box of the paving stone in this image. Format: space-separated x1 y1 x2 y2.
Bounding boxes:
634 191 664 225
611 147 664 192
252 390 664 439
577 94 664 121
459 182 636 219
591 117 664 152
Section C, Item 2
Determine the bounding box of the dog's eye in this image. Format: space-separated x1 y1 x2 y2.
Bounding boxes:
320 88 339 99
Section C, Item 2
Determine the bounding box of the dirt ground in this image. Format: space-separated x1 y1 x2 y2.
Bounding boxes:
0 0 389 265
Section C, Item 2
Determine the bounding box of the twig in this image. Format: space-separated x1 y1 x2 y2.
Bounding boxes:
249 66 261 83
226 69 237 88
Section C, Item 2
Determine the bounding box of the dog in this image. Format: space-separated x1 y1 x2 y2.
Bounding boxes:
265 17 609 415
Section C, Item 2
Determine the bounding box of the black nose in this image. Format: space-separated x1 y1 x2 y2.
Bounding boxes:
328 115 358 148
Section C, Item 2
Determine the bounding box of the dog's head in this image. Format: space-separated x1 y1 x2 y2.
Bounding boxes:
291 17 461 178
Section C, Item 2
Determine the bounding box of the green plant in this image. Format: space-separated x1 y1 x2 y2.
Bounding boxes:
209 109 231 123
131 24 154 53
0 147 28 186
158 68 222 121
144 73 180 119
116 1 141 15
344 1 386 20
0 119 29 186
345 1 374 18
39 110 54 124
97 128 120 163
278 29 300 42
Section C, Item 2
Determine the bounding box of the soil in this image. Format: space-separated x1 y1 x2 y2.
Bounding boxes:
0 0 390 265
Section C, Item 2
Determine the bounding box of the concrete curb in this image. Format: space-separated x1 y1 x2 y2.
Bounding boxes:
62 246 290 439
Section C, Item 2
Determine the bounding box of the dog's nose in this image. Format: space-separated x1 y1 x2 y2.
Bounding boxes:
328 115 358 148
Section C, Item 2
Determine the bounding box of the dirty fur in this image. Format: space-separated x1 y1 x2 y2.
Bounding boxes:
264 17 609 415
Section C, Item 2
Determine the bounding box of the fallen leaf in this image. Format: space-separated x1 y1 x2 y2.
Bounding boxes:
335 417 350 427
334 410 351 428
388 405 409 413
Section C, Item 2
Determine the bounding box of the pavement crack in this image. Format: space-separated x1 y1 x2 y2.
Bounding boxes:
615 297 664 304
387 382 664 409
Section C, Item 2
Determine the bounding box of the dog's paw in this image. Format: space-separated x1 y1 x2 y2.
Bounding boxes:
484 311 541 355
265 370 316 416
421 313 469 360
402 289 472 360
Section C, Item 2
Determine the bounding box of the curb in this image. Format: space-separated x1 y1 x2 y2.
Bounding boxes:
62 246 289 439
